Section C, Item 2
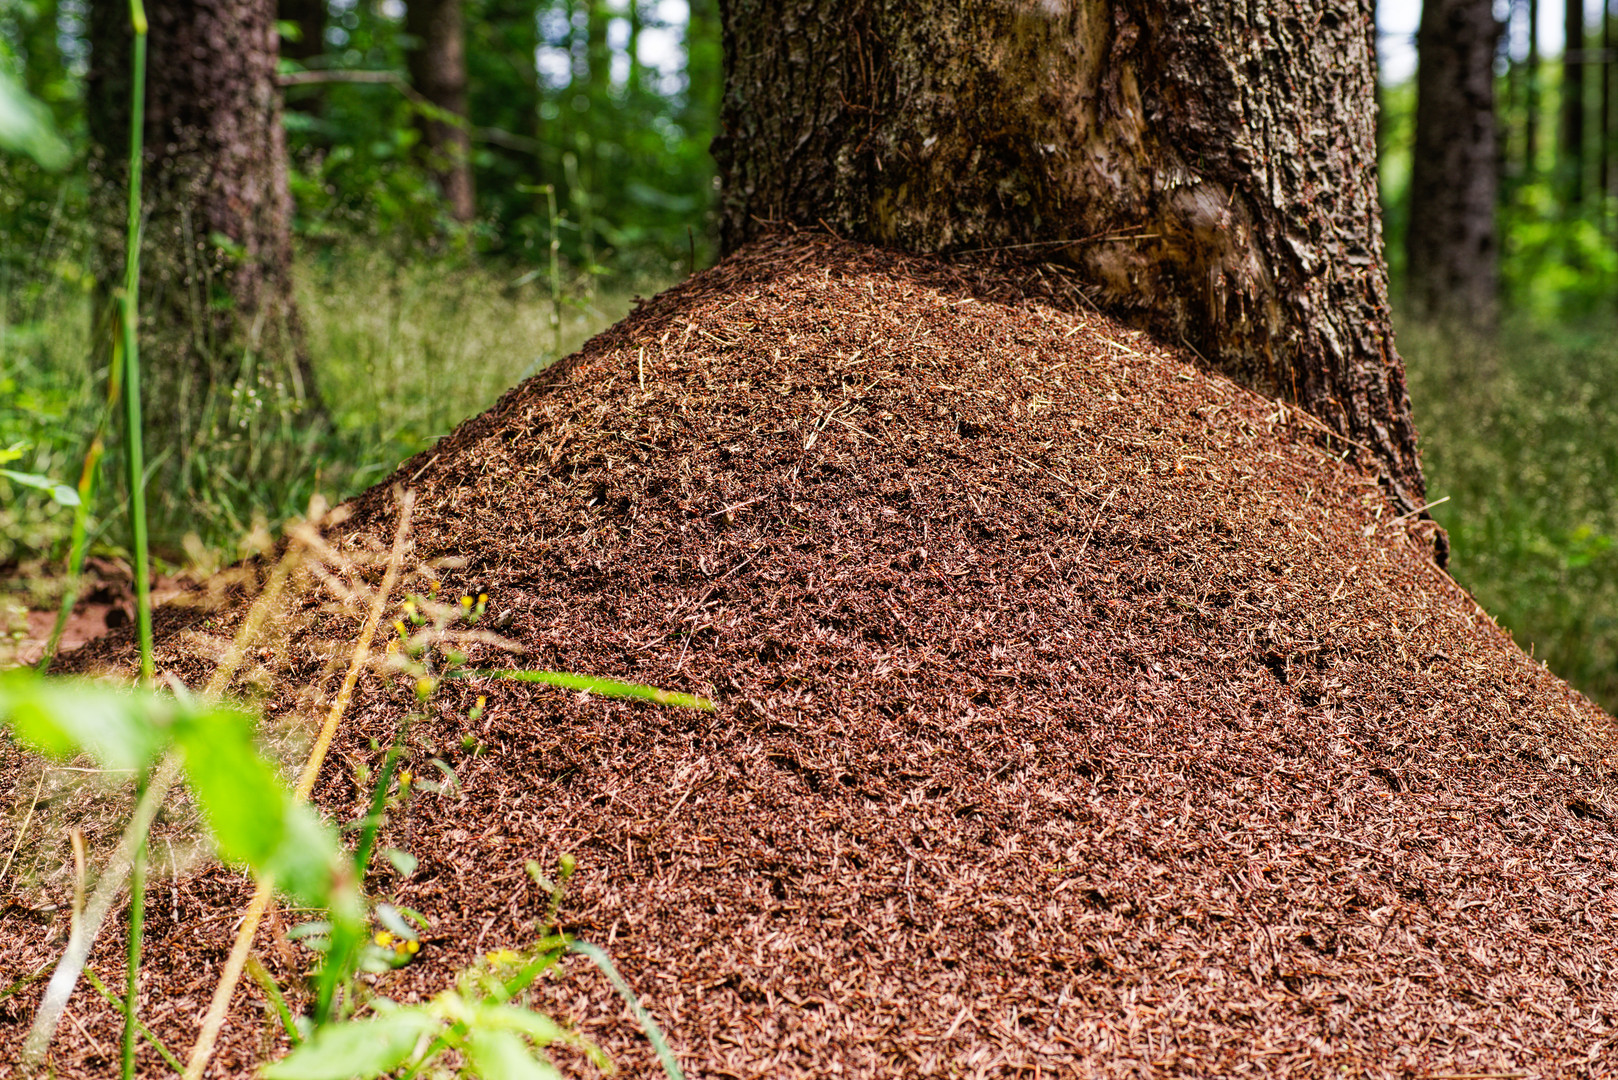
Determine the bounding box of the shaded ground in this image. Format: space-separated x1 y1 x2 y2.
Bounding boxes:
3 236 1616 1078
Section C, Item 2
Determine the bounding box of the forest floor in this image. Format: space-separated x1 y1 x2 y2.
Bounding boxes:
2 235 1616 1078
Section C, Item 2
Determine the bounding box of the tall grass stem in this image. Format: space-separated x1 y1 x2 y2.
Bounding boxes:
122 773 146 1080
121 0 153 686
119 4 151 1073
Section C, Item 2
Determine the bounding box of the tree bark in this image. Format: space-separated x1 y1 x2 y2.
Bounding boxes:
715 0 1426 509
1408 0 1500 328
406 0 476 223
86 0 317 455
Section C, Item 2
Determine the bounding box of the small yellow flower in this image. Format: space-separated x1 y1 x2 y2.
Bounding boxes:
460 595 473 611
416 677 436 699
406 940 421 954
429 580 441 595
476 695 487 710
484 949 520 965
398 769 413 789
393 619 407 638
374 931 394 948
476 593 488 606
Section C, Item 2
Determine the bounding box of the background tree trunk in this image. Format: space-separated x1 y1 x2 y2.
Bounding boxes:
406 0 476 222
716 0 1426 509
1528 0 1541 175
1408 0 1500 327
278 0 328 114
86 0 316 464
1564 0 1586 203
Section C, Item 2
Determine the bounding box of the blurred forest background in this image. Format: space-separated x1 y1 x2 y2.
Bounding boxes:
0 0 1614 710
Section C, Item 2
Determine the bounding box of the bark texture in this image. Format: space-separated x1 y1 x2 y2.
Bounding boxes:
1407 0 1500 327
87 0 316 447
715 0 1426 508
406 0 476 222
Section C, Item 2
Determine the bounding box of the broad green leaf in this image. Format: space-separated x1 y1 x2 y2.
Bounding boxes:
1 469 82 507
375 903 416 938
467 1003 570 1047
454 669 713 711
172 708 342 905
261 1009 439 1080
0 71 69 170
461 1028 563 1080
0 670 168 771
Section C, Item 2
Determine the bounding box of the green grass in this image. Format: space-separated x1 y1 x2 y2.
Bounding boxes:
0 247 663 576
1401 315 1618 712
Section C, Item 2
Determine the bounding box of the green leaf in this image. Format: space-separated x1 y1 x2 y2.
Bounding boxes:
453 669 713 711
0 71 69 170
467 1003 570 1047
0 468 81 506
375 903 416 939
383 847 418 877
0 670 169 772
171 708 342 905
460 1028 563 1080
261 1009 439 1080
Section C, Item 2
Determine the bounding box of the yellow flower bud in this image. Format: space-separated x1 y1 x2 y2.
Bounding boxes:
374 931 394 947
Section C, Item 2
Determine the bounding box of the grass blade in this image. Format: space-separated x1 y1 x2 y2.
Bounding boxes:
454 669 713 711
565 940 684 1080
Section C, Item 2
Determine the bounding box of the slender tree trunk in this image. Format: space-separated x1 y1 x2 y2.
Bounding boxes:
629 0 643 100
1565 0 1586 204
406 0 475 222
1529 0 1542 175
716 0 1426 509
87 0 318 459
1603 0 1612 204
278 0 327 114
278 0 325 67
1408 0 1500 327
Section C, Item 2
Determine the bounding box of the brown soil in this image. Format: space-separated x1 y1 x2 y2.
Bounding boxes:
4 235 1617 1078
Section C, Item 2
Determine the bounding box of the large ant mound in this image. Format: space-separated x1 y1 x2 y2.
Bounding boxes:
10 235 1618 1078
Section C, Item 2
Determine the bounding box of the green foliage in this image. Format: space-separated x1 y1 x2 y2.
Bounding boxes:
456 668 714 711
0 669 349 904
0 68 68 169
1401 316 1618 711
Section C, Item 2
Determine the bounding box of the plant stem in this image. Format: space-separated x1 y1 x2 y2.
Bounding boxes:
84 969 185 1075
546 184 561 359
122 772 147 1080
37 437 103 673
122 0 153 687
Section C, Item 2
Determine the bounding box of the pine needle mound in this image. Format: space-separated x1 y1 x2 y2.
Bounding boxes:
9 236 1618 1078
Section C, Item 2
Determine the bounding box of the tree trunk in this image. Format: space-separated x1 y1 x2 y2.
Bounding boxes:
86 0 317 466
278 0 325 67
715 0 1426 509
278 0 327 114
1564 0 1586 204
1407 0 1500 327
1529 0 1542 176
406 0 476 222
